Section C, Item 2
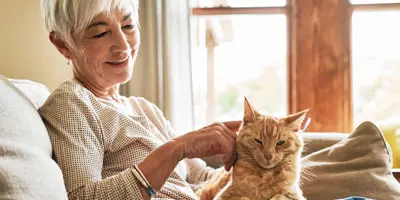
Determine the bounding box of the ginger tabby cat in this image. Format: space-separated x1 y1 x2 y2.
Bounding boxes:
196 97 308 200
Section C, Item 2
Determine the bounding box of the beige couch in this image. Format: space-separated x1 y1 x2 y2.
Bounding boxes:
1 75 400 200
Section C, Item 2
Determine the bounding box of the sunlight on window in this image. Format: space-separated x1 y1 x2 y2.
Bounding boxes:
190 15 287 129
350 0 400 4
191 0 286 7
225 0 286 7
351 11 400 128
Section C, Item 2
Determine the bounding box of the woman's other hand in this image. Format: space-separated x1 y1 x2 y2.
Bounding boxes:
175 120 242 171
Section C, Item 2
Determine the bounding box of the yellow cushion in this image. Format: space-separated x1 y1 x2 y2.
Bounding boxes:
377 121 400 168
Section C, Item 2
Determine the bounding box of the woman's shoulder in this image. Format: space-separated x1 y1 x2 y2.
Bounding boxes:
39 79 99 114
50 79 95 99
122 96 166 122
124 96 155 109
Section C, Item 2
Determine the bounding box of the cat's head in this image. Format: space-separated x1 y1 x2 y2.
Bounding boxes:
236 97 309 170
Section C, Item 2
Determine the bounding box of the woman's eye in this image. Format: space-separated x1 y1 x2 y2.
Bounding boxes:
123 24 135 30
254 138 263 145
276 140 285 146
93 32 107 38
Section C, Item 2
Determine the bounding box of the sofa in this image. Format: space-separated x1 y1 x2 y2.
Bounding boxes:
1 74 400 200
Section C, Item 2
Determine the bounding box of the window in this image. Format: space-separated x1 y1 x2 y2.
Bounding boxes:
351 0 400 4
189 0 400 132
192 0 286 7
351 10 400 127
189 0 287 129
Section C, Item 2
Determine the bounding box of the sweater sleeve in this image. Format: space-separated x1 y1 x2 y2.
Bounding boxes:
141 99 217 185
39 89 144 200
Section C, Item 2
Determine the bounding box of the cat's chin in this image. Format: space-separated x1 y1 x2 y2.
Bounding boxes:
258 163 280 170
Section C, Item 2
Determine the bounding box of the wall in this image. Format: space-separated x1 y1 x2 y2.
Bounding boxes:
0 1 72 91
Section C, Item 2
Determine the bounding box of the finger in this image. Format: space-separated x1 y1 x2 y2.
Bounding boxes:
215 123 237 140
224 150 238 171
211 126 236 152
203 122 219 129
199 126 217 134
213 131 235 164
224 164 230 172
222 120 243 132
221 147 235 169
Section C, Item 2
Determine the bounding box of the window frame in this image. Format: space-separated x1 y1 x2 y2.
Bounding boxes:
190 0 400 132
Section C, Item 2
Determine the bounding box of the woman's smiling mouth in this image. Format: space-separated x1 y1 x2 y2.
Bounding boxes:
106 57 129 68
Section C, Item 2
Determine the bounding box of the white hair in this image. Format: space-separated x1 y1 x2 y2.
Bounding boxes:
40 0 139 46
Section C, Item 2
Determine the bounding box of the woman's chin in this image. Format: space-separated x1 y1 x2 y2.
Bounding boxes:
103 66 133 84
105 72 132 86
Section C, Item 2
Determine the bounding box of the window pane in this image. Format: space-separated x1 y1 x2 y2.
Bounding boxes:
350 0 400 4
191 0 286 7
351 11 400 127
190 15 287 129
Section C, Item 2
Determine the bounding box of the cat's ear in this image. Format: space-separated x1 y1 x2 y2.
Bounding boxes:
282 109 309 132
243 97 259 124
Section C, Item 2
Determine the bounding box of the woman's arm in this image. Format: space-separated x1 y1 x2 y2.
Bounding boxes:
40 90 149 200
165 120 218 184
136 121 240 191
138 98 241 184
40 89 240 200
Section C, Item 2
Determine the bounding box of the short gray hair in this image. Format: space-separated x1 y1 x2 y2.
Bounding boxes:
41 0 139 45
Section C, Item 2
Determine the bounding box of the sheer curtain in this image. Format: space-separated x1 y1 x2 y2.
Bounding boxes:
120 0 194 134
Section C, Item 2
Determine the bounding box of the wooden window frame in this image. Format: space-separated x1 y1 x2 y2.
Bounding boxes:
191 0 400 133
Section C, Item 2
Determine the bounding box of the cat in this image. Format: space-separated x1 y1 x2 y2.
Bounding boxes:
196 97 308 200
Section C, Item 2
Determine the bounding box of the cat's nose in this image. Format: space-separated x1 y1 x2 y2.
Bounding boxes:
264 153 273 160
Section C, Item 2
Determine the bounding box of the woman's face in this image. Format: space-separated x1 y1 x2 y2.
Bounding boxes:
68 9 140 90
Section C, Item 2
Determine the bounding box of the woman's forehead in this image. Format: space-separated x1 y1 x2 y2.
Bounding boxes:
91 10 133 22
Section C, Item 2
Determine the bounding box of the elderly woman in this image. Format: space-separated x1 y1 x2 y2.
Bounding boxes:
38 0 241 199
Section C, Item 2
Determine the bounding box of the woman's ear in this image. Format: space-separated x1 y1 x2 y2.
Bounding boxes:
49 31 72 60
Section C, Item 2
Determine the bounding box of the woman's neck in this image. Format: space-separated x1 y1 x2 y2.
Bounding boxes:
74 77 123 103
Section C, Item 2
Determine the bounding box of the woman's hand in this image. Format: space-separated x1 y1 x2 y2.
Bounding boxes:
175 120 242 171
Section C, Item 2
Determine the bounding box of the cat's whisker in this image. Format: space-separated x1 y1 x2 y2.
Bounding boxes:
300 139 313 157
238 152 255 158
300 168 317 183
237 155 256 163
299 161 317 183
239 152 261 165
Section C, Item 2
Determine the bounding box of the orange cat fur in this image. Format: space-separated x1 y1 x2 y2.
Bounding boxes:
197 97 308 200
195 168 232 199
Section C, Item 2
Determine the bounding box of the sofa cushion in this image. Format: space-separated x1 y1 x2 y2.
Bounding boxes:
301 121 400 200
0 75 67 199
301 132 348 157
7 78 50 109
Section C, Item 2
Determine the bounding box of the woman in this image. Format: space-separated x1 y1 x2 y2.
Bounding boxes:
38 0 241 199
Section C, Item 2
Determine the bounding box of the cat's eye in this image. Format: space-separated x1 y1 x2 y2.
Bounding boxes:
254 138 263 145
276 140 285 146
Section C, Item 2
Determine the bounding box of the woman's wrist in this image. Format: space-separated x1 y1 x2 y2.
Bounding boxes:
136 138 187 191
170 137 186 162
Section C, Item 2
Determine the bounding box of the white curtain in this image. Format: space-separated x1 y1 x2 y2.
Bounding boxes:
120 0 194 134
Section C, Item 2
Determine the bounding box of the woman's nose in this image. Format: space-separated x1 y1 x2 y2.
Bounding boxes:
110 29 131 53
